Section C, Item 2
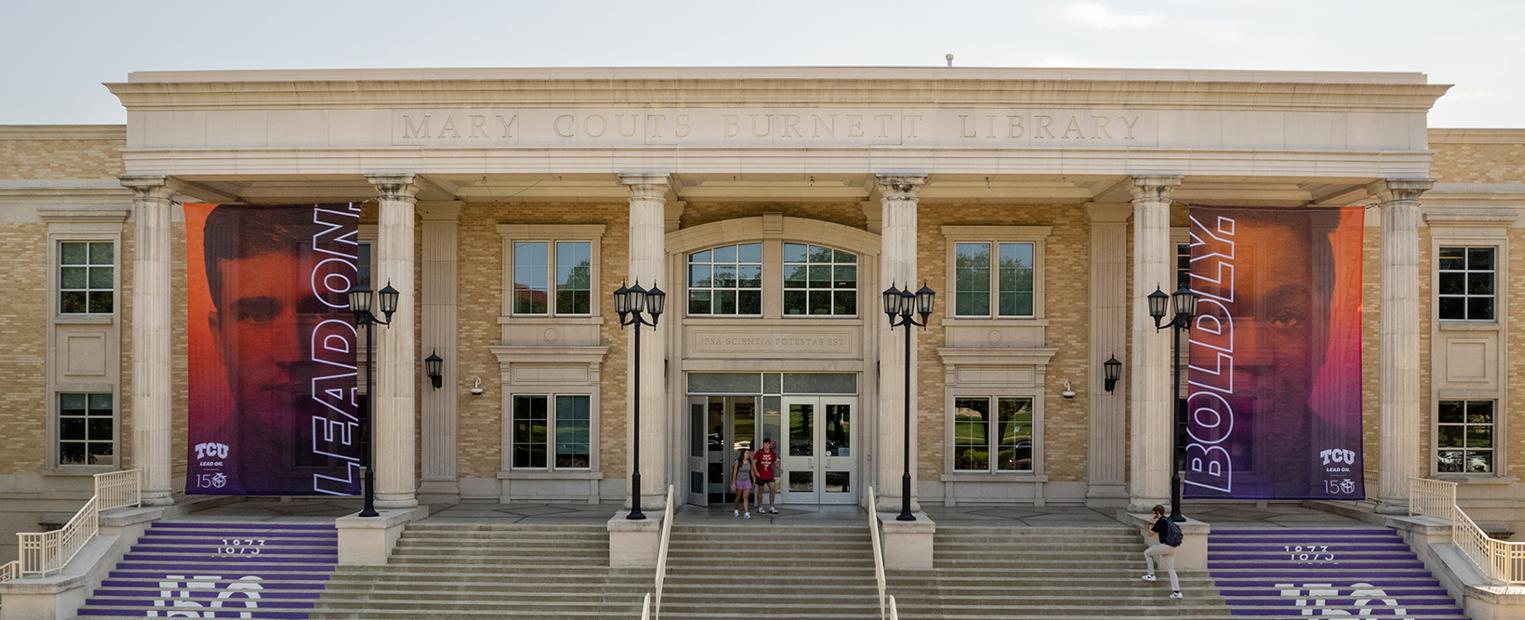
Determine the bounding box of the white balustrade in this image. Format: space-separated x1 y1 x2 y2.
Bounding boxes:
652 485 675 619
869 486 887 620
9 469 140 578
1410 477 1525 584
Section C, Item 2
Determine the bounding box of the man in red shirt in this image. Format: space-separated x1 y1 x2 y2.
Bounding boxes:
754 437 779 514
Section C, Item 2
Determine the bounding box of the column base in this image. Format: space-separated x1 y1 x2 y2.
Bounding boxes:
1374 498 1410 515
374 495 420 510
140 491 174 507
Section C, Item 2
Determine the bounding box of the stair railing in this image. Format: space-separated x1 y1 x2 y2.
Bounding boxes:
868 486 887 620
651 484 675 619
0 468 140 581
889 595 899 620
640 592 652 620
1410 477 1525 584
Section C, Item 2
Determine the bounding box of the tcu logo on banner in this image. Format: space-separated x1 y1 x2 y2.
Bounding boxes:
1320 449 1356 466
195 443 230 460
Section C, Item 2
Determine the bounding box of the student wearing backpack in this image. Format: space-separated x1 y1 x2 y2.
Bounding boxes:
1141 504 1183 599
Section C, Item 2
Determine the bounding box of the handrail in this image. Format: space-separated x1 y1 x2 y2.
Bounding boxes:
639 592 652 620
652 485 675 619
868 486 887 620
1410 477 1525 584
889 595 899 620
2 469 140 581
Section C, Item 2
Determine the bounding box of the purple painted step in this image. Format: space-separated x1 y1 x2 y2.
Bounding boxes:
1209 527 1468 619
74 522 340 620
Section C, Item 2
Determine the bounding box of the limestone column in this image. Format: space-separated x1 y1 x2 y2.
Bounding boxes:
367 174 420 509
1127 175 1182 512
1086 203 1132 505
1373 178 1432 514
875 174 926 511
418 201 462 501
619 174 670 500
122 175 176 506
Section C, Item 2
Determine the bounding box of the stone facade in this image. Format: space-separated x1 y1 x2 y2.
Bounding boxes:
4 67 1525 558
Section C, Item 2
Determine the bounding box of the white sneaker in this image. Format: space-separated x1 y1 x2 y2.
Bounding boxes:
1169 591 1183 599
769 507 779 514
744 512 751 519
733 509 739 517
1141 574 1157 582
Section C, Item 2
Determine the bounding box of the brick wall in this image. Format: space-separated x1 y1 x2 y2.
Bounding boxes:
0 223 49 474
0 128 124 180
914 203 1092 483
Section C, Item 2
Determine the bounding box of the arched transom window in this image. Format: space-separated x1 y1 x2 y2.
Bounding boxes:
688 242 763 315
783 242 857 316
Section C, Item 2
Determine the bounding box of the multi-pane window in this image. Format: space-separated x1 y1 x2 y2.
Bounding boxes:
783 243 857 316
951 396 1034 473
953 242 1035 317
58 393 113 466
1437 400 1494 474
512 240 593 316
59 241 113 314
1433 246 1494 319
511 394 591 470
1176 242 1191 290
1438 247 1494 321
688 243 762 316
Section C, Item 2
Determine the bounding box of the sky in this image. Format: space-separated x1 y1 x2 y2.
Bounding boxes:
2 0 1520 127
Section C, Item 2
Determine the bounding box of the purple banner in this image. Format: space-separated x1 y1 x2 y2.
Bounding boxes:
185 203 363 496
1184 206 1365 500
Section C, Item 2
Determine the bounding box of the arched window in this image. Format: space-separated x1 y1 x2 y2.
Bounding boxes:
783 243 856 316
688 242 763 315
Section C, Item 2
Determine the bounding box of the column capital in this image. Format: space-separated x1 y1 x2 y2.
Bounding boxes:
367 173 420 201
119 175 176 201
875 174 927 201
618 173 671 202
1129 175 1184 203
1369 178 1434 205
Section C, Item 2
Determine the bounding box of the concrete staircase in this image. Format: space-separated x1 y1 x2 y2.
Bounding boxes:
308 522 648 619
659 522 879 619
74 521 340 619
889 526 1233 619
1209 528 1468 618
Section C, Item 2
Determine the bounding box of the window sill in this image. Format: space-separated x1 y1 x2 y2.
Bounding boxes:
498 470 603 480
498 315 602 325
1432 474 1516 485
941 317 1049 327
54 315 114 325
940 472 1047 483
1437 321 1499 332
44 466 118 477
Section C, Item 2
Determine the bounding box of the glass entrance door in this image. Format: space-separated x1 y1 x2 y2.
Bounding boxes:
780 396 856 505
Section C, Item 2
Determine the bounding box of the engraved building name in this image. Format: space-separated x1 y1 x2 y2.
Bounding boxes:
392 107 1157 148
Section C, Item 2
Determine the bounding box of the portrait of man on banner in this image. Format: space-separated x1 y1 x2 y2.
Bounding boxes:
1184 206 1365 500
185 203 364 496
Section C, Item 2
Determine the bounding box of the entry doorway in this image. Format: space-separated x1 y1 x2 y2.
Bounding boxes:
685 391 857 506
780 396 856 505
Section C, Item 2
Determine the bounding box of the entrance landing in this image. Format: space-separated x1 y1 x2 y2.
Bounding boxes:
676 503 866 526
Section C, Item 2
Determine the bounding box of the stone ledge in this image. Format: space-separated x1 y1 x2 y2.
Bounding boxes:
336 505 428 566
1118 511 1210 571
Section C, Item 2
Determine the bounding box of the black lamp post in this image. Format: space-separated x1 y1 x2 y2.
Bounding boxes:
348 282 399 518
614 280 666 520
883 281 935 521
1148 284 1199 523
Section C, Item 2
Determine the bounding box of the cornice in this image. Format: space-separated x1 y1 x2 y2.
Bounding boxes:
0 125 125 141
1428 128 1525 144
104 75 1451 113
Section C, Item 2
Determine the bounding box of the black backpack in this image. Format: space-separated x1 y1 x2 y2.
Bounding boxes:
1162 519 1184 547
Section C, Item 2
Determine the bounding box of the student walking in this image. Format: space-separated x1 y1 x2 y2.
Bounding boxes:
1141 504 1183 599
754 437 780 514
731 446 755 519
